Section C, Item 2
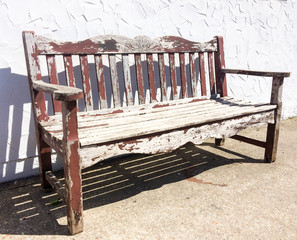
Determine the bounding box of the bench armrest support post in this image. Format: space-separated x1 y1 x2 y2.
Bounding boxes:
61 100 83 234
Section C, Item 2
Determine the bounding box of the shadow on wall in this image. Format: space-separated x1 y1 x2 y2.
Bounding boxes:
0 68 56 183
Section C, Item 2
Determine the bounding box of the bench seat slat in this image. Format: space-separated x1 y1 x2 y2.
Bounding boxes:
41 99 276 147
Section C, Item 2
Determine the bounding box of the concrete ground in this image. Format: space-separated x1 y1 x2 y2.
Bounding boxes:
0 117 296 240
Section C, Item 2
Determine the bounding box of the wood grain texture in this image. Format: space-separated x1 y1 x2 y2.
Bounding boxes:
221 68 290 78
135 54 145 104
79 111 274 169
36 34 217 54
158 53 167 101
122 54 134 106
189 53 197 97
147 53 157 102
169 53 178 100
80 55 93 111
199 52 207 96
179 53 188 98
46 55 61 113
63 55 76 87
208 52 215 95
214 36 227 97
109 55 121 107
94 55 108 109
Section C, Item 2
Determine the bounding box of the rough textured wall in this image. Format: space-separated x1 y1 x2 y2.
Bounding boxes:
0 0 296 182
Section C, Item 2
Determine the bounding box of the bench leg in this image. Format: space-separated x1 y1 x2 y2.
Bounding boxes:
264 122 280 163
38 138 53 191
64 141 83 234
215 138 225 146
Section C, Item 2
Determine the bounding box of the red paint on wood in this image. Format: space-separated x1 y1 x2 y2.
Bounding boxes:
94 55 107 109
199 52 207 96
80 55 93 110
152 103 170 108
46 55 61 113
147 54 157 102
135 54 145 104
179 53 187 98
169 53 178 99
208 52 215 95
214 36 227 97
64 55 76 87
158 53 167 101
189 53 197 97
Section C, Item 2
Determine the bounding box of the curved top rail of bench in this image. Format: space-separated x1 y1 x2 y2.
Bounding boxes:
30 32 218 55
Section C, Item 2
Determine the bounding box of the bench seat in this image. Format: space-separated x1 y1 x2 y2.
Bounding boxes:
40 97 276 168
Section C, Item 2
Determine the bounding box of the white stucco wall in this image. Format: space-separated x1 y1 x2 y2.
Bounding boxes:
0 0 296 183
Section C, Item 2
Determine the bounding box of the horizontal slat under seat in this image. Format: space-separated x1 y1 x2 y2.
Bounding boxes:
41 97 276 147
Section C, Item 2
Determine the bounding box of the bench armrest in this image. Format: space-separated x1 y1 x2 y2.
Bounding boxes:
32 81 83 101
221 68 290 78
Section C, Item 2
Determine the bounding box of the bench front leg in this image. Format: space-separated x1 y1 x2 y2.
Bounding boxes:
62 100 83 234
265 76 284 163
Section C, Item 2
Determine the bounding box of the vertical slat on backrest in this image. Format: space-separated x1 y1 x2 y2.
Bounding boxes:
122 54 134 106
158 54 167 101
63 55 76 87
169 53 178 100
46 55 61 113
109 54 121 107
179 53 188 98
23 31 48 121
135 54 145 104
94 55 108 109
189 53 197 97
208 52 215 95
199 52 207 96
214 36 227 97
80 55 93 111
147 53 157 102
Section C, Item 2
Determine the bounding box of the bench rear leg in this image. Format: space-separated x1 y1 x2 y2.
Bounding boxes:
264 122 280 163
215 138 225 146
38 138 53 191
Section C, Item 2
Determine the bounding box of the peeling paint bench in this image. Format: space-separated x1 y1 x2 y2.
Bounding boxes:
23 31 290 234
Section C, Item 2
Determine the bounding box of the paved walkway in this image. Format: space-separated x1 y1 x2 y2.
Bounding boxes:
1 117 296 239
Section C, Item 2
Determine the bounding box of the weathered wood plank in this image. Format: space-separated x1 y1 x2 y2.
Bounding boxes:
122 54 134 106
199 52 207 96
23 31 48 122
158 53 167 101
77 106 276 146
46 55 61 113
63 55 76 87
221 68 290 78
179 53 188 98
147 53 157 102
32 80 83 101
36 34 217 54
214 36 227 97
230 135 266 148
80 55 93 111
61 100 83 234
79 111 275 169
208 52 215 95
265 76 284 162
44 101 276 146
45 171 66 201
42 98 238 132
108 55 121 107
189 53 197 97
169 53 178 100
135 54 145 104
94 55 108 109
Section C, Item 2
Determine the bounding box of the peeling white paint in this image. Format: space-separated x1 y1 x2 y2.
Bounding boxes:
0 0 296 182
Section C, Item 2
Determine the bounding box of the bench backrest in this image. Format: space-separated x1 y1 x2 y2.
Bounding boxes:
23 31 227 118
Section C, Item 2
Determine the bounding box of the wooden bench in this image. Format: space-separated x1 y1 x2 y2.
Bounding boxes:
22 31 290 234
